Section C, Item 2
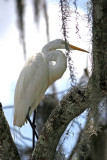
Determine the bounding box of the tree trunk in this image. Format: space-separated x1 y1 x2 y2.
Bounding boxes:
92 0 107 92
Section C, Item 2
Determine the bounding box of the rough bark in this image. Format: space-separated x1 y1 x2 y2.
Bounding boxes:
0 103 20 160
89 125 107 160
91 0 107 91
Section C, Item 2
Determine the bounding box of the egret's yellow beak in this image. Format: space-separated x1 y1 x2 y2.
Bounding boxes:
68 43 89 53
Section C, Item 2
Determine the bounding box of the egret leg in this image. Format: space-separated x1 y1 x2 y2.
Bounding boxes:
32 109 37 149
26 107 38 149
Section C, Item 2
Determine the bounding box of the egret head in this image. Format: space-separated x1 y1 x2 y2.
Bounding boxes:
54 39 89 53
42 39 89 54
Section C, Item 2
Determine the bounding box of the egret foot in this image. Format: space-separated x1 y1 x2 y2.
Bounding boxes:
26 107 38 149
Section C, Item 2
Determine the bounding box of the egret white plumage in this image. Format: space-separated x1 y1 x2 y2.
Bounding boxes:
14 39 88 127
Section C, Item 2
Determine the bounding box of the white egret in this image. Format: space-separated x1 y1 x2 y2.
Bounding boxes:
14 39 88 127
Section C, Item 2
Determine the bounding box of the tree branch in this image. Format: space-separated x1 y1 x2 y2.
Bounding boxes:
0 103 20 160
29 84 103 160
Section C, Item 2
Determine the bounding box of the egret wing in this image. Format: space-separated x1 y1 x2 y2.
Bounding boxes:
14 53 49 127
